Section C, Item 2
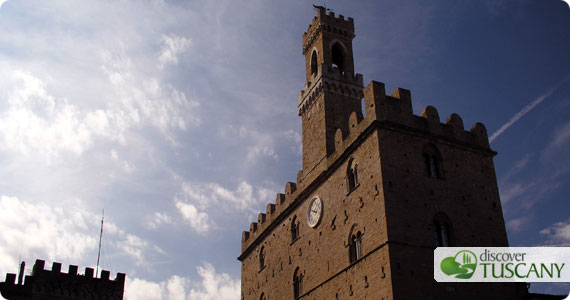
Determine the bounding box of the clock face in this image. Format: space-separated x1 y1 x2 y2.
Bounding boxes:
307 196 323 228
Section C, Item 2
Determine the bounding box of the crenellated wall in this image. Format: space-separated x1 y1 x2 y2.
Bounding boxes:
0 259 125 300
302 9 354 56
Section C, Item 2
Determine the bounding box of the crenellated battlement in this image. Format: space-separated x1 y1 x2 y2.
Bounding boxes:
0 259 125 300
362 81 489 149
240 80 493 256
298 63 363 115
241 181 304 253
302 8 355 55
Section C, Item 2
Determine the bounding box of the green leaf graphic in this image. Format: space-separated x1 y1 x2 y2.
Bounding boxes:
440 250 477 279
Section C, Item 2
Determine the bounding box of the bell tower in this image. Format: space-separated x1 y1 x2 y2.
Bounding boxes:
239 8 529 300
298 7 364 173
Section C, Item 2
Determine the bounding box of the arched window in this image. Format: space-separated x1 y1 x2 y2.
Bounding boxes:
291 216 299 242
293 267 302 299
259 246 265 270
310 50 318 75
331 42 345 71
347 158 359 193
422 144 444 179
433 213 454 247
349 231 362 263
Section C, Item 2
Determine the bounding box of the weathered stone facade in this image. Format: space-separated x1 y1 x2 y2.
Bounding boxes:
239 7 528 300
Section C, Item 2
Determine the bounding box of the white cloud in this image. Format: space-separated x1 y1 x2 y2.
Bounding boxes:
217 125 278 163
285 129 302 155
158 34 191 69
0 0 203 164
0 70 92 161
496 121 570 211
146 212 173 230
173 180 275 233
500 122 570 211
508 154 530 176
550 121 570 148
117 234 152 266
124 276 165 300
0 196 97 275
0 195 164 276
109 226 167 269
99 49 201 139
507 216 530 232
501 178 562 211
0 1 228 287
541 121 570 164
512 154 530 169
110 149 135 173
0 63 199 164
247 145 277 162
188 263 240 300
166 275 190 300
500 182 533 205
499 154 531 189
175 202 210 234
176 181 270 212
123 263 240 300
540 219 570 246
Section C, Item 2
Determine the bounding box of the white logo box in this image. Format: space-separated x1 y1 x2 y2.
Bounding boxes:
434 247 570 282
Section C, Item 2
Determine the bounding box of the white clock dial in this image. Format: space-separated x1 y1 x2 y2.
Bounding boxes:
307 196 323 228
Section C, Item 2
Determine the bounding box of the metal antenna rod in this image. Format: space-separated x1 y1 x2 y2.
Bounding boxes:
96 209 104 278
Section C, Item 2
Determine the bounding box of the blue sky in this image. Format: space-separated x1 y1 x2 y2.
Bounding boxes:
0 0 569 298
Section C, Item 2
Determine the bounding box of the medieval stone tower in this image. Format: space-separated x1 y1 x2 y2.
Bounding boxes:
238 8 525 300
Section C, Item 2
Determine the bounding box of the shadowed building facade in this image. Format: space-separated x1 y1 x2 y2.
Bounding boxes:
0 259 125 300
238 7 529 300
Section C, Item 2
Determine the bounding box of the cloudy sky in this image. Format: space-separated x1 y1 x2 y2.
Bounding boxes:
0 0 569 298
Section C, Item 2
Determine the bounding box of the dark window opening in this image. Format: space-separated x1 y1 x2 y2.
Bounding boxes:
424 153 432 176
423 144 444 179
331 43 345 71
434 223 450 246
433 213 454 247
293 268 303 299
291 216 299 242
347 158 359 193
431 155 441 178
310 50 318 75
349 231 362 263
259 246 265 270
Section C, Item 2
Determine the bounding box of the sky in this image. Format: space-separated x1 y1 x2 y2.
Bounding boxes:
0 0 569 299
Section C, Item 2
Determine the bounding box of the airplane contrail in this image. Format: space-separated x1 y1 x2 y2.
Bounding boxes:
489 89 555 143
489 75 570 143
